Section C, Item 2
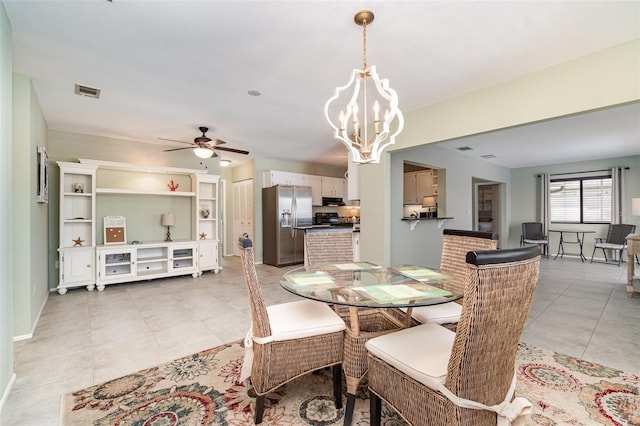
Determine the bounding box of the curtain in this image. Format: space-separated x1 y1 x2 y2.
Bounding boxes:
538 173 550 236
611 167 625 224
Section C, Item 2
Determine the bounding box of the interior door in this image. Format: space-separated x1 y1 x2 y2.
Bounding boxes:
233 179 254 256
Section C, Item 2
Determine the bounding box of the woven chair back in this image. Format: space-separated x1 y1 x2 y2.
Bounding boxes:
605 224 636 245
439 230 498 295
445 245 540 406
238 243 272 338
305 230 354 268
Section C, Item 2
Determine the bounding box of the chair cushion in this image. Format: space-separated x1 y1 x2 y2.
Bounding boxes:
267 300 345 341
523 239 547 244
596 243 624 250
410 302 462 324
366 323 455 390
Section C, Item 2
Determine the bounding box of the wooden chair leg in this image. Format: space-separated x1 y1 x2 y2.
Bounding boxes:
254 395 265 424
370 391 382 426
332 364 342 409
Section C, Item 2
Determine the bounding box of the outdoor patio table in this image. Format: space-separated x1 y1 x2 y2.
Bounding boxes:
549 229 595 262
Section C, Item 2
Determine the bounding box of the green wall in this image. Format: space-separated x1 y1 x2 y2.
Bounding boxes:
0 0 14 410
12 74 49 339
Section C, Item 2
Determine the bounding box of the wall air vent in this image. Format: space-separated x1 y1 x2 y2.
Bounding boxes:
75 84 101 98
481 154 496 159
457 146 473 151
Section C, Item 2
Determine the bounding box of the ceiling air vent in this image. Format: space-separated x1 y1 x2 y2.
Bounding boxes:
75 84 101 99
457 146 473 151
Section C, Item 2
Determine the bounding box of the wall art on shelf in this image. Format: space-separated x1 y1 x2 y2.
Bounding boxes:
104 216 127 245
36 146 48 203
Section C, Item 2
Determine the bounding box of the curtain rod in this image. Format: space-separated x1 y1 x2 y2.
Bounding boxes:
545 166 630 177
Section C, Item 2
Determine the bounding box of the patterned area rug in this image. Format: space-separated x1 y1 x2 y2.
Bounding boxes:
61 341 639 425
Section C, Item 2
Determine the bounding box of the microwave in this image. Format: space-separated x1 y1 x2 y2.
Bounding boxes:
322 197 345 206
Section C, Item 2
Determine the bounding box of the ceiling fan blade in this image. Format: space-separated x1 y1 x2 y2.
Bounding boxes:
210 138 227 146
163 146 196 152
159 137 192 145
213 146 250 155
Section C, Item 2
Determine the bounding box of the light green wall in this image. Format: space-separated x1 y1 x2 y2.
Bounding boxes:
47 130 222 289
0 0 14 409
12 74 49 339
360 41 640 265
510 155 640 257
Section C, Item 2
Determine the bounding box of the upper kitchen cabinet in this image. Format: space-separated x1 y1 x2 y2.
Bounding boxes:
404 169 436 204
321 176 345 198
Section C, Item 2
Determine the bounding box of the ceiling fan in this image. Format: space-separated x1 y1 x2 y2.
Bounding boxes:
160 126 250 159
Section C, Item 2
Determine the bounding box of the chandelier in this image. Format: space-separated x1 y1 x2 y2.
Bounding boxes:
324 10 404 164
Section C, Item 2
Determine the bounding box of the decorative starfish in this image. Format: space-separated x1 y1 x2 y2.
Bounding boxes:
199 232 207 240
72 237 84 247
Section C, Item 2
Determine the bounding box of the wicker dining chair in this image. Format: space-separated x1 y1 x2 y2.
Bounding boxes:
304 228 354 267
590 223 636 266
409 229 498 328
238 236 346 424
366 245 541 426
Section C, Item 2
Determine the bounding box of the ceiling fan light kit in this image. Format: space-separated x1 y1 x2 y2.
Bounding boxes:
324 10 404 164
161 126 249 162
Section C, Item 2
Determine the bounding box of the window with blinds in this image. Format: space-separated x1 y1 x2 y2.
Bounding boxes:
550 175 611 223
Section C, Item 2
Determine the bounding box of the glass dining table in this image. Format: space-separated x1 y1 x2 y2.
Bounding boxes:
281 261 461 425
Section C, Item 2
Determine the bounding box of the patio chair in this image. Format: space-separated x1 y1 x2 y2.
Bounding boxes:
238 236 346 424
366 245 541 426
590 224 636 266
520 222 548 258
409 229 498 328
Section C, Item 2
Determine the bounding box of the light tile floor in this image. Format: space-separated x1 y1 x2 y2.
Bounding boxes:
1 255 639 425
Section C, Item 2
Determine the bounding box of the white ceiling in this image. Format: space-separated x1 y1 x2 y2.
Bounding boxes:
4 0 640 168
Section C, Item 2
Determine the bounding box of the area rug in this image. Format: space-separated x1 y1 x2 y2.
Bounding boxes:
61 341 639 425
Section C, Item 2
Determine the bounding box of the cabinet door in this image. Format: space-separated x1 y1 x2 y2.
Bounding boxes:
198 240 219 272
416 170 433 199
60 248 94 287
98 248 135 284
169 244 198 274
403 173 418 204
353 233 360 262
309 175 323 206
233 179 254 256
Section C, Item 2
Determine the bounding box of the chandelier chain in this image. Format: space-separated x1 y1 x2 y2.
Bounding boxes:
362 19 367 69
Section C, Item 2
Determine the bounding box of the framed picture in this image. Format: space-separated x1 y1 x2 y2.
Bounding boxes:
36 146 48 203
104 216 127 244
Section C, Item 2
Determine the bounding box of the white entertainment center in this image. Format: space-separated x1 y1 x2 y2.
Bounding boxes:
56 159 221 295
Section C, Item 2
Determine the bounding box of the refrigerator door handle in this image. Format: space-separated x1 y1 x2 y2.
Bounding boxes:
291 192 297 238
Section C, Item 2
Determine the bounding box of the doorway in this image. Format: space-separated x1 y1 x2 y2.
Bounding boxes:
473 181 504 247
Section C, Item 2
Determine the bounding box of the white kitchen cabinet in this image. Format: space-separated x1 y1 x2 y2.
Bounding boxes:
309 175 323 206
321 176 345 198
353 232 360 262
264 170 309 187
403 170 434 204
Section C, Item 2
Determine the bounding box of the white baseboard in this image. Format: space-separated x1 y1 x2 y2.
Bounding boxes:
13 290 48 342
0 373 16 414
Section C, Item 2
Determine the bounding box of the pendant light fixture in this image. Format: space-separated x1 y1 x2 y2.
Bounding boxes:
324 10 404 164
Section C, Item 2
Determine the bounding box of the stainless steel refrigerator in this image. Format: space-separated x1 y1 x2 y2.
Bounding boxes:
262 185 313 266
